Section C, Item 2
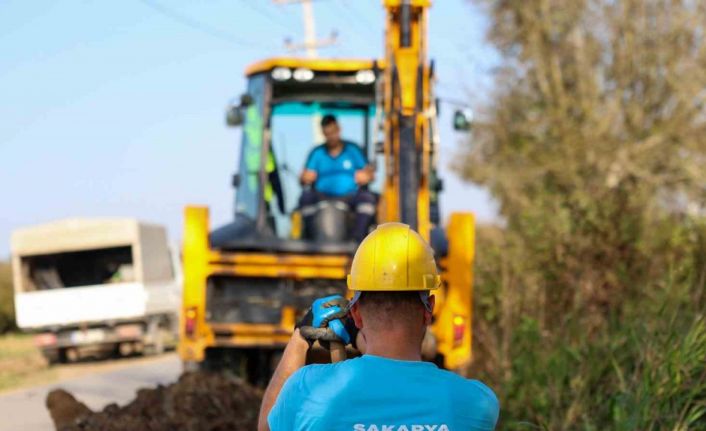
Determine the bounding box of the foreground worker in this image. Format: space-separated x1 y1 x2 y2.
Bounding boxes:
258 223 499 431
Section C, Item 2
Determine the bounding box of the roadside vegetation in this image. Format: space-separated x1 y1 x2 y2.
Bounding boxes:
0 333 53 392
0 261 55 391
0 261 16 334
465 1 706 429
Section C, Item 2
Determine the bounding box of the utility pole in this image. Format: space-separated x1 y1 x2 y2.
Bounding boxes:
301 0 317 57
273 0 336 58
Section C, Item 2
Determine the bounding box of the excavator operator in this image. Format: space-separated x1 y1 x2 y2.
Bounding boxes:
258 223 500 431
299 114 376 242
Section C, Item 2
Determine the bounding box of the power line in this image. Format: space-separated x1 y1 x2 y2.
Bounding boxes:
137 0 274 50
340 0 376 30
327 1 375 49
238 0 292 31
273 0 337 58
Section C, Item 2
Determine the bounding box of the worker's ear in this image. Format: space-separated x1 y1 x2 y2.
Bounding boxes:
350 302 363 329
424 295 436 326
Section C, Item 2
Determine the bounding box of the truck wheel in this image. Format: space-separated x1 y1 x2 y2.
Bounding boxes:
65 347 80 363
144 336 164 356
144 318 166 356
118 342 134 357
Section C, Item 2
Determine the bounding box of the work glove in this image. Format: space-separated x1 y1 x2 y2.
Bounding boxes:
296 295 358 349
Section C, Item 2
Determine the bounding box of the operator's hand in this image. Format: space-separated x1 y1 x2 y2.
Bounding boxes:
296 295 358 349
354 166 374 185
300 170 318 185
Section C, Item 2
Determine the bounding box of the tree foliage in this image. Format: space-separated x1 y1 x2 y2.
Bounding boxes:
460 0 706 428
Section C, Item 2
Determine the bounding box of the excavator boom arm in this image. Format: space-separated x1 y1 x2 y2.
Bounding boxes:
382 0 433 240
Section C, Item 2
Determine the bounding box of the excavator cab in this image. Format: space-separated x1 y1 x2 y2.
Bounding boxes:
216 59 381 253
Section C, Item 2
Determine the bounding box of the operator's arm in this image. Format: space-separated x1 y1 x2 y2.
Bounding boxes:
352 144 374 185
257 329 309 431
258 295 358 431
300 169 318 185
300 147 320 186
355 165 375 185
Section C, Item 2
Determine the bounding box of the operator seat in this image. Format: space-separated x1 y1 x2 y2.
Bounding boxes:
302 191 378 243
210 213 360 254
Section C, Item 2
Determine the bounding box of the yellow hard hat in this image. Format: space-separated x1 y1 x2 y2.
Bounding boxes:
347 222 440 292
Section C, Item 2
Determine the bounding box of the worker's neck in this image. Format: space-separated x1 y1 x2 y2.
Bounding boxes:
326 140 343 155
363 330 422 362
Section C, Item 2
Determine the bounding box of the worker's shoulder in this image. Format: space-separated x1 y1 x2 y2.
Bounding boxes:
288 361 341 378
283 361 349 392
342 140 364 153
308 144 327 157
461 378 499 408
297 360 349 377
432 368 499 406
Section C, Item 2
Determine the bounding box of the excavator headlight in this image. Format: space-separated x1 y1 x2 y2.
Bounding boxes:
355 69 376 84
293 68 314 82
271 67 292 81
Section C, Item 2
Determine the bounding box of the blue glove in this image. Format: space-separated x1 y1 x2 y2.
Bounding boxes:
312 295 351 344
297 295 352 345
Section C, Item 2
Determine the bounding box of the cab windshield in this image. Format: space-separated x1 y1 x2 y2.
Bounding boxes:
268 102 376 238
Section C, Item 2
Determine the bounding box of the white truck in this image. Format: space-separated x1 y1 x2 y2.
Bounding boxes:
11 218 181 363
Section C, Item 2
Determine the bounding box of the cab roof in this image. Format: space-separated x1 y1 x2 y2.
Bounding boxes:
245 57 384 77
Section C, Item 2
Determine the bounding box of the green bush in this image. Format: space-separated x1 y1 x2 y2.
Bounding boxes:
471 225 706 430
0 262 16 334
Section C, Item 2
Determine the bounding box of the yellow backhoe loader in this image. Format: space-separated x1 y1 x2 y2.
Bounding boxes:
179 0 475 385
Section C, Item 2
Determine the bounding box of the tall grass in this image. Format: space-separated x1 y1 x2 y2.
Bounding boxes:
472 225 706 430
0 333 52 392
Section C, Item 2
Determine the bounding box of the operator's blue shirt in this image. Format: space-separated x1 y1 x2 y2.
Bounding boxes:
269 355 499 431
305 141 367 197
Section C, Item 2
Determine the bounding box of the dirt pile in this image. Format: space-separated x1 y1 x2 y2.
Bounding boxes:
46 389 93 430
47 371 263 431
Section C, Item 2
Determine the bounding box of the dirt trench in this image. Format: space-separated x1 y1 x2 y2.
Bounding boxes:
46 371 263 431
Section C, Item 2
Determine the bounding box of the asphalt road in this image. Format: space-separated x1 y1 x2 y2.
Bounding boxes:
0 353 182 431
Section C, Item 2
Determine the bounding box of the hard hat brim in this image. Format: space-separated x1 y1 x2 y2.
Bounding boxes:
347 290 433 312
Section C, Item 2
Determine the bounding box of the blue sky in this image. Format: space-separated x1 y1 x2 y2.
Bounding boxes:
0 0 499 258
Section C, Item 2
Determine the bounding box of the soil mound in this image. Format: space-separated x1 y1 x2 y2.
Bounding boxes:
47 371 262 431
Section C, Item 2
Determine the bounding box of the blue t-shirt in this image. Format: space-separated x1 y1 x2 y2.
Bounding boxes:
269 355 499 431
305 142 367 197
